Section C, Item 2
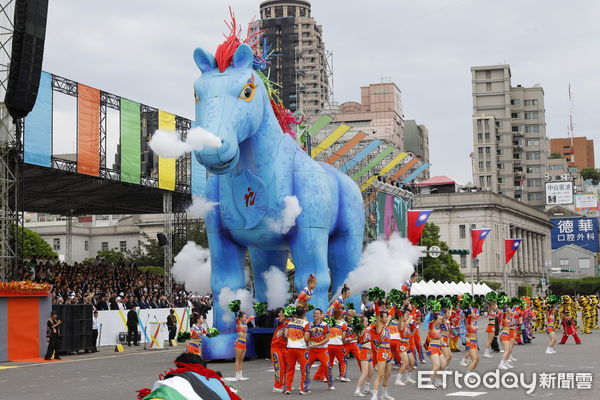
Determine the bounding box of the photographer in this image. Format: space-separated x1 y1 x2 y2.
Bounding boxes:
44 311 62 360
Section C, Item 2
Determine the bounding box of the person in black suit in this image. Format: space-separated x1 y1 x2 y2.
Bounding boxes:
166 309 177 345
97 296 110 311
45 311 62 360
126 305 139 346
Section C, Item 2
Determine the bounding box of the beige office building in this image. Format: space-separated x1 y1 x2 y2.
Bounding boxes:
334 82 404 148
471 65 549 208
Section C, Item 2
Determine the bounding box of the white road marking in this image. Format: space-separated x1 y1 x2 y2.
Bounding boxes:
523 363 537 366
446 392 487 397
549 364 564 367
266 369 274 372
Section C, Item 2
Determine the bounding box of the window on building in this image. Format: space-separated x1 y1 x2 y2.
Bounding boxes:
524 99 539 106
486 161 491 169
524 125 540 133
497 149 503 155
300 7 307 16
459 225 466 239
526 152 541 160
460 254 467 269
510 99 520 105
486 176 492 186
525 139 540 146
486 82 492 91
511 112 519 118
527 166 541 173
274 6 283 17
485 147 491 154
498 163 504 169
484 119 490 128
527 179 541 187
579 258 591 269
478 161 484 169
559 259 569 266
512 126 519 132
120 241 127 252
53 238 60 251
485 70 491 79
478 147 484 154
288 6 296 16
495 121 503 128
470 224 477 231
477 133 483 141
524 112 538 119
484 132 490 140
498 177 504 183
496 135 502 141
479 176 485 186
477 120 482 129
84 241 89 251
101 242 108 251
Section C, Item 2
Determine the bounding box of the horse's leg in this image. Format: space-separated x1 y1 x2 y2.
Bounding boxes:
248 248 288 304
203 176 246 360
290 227 331 311
328 175 365 308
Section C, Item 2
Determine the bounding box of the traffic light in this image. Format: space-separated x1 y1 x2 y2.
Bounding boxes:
448 249 470 255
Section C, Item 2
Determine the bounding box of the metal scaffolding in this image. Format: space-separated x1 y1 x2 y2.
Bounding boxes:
163 191 173 300
0 0 20 281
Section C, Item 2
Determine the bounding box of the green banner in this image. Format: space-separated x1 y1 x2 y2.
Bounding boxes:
376 192 408 239
120 98 141 184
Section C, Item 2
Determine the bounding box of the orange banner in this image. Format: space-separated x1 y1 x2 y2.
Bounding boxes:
325 132 367 164
8 297 40 361
77 84 101 176
391 157 419 180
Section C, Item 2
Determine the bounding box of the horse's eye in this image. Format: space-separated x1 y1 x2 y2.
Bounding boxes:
239 84 256 101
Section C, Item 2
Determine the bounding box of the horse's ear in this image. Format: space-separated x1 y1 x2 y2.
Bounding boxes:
194 48 216 73
233 44 254 69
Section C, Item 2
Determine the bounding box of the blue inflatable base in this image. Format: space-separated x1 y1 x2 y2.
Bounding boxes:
202 333 256 361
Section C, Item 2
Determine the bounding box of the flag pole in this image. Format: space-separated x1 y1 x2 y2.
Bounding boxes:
470 228 474 296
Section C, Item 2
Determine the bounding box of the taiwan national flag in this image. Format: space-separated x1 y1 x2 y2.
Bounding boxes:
407 210 432 245
471 228 491 259
504 239 522 264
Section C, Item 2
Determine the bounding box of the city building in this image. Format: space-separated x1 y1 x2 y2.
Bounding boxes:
258 0 330 119
413 191 553 296
334 82 404 148
403 120 429 179
551 244 598 279
25 214 165 263
549 136 595 170
471 64 549 208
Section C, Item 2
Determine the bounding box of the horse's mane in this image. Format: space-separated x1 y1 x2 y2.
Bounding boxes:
214 8 301 138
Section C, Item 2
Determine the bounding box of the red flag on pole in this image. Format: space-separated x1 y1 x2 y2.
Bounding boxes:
471 228 491 259
407 210 432 245
504 239 522 264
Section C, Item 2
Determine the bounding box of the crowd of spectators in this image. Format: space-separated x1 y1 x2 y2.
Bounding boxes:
18 257 212 313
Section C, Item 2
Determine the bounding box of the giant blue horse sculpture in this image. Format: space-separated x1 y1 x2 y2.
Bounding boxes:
192 41 364 358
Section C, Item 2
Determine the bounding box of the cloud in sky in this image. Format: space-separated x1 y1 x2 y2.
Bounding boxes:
42 0 600 182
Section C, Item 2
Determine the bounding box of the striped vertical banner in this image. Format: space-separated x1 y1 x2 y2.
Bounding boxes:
158 110 176 190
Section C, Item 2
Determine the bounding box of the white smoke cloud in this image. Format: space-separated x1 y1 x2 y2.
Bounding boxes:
187 195 218 219
218 287 255 323
171 241 211 295
345 234 421 293
149 126 221 159
262 266 290 309
267 196 302 234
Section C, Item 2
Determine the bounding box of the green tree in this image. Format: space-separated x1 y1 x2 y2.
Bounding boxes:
580 168 600 185
19 226 57 259
126 233 164 267
419 222 465 282
549 153 563 159
96 249 125 267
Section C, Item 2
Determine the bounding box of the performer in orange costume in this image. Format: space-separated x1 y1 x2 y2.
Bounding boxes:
371 301 393 400
306 308 335 391
271 308 288 393
327 284 351 317
393 308 416 387
544 306 557 354
295 274 317 309
426 313 447 388
186 313 207 355
234 312 254 381
465 308 479 372
284 306 311 395
498 308 514 369
354 314 374 397
315 309 349 382
344 309 361 375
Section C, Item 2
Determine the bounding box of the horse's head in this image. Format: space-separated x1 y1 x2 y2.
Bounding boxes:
192 44 266 175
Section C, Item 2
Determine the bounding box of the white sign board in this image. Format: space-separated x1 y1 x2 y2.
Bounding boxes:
545 181 573 205
575 194 598 209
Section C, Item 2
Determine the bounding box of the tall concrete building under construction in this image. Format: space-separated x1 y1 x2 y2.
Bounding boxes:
259 0 331 119
471 65 549 208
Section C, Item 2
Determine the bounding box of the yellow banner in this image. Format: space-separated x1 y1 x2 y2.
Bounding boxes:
311 124 351 158
360 152 408 191
158 110 176 191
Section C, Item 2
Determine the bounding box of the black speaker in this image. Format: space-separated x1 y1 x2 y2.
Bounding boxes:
4 0 49 120
157 232 167 247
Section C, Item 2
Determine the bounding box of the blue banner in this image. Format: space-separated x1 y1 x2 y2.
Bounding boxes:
24 71 52 167
550 217 599 252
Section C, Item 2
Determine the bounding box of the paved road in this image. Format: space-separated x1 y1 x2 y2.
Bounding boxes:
1 331 599 399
